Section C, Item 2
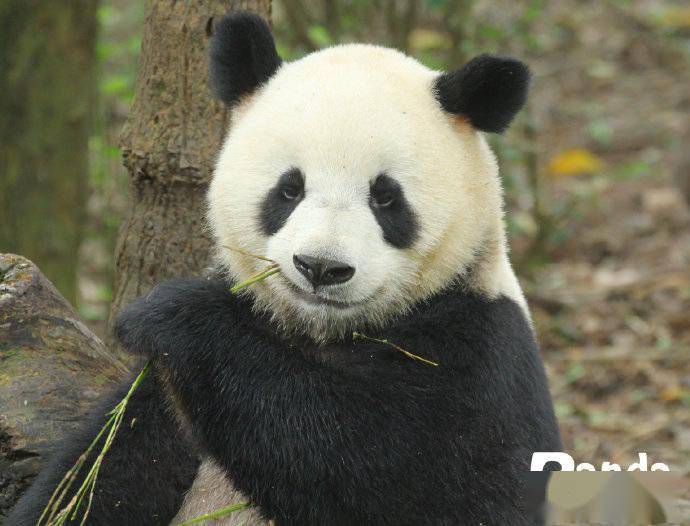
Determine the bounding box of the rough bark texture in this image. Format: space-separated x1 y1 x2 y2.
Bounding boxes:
0 254 127 519
0 0 98 304
110 0 272 328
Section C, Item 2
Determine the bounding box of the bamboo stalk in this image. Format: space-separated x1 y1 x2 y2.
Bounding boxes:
176 502 252 525
222 244 276 263
352 332 439 366
230 266 280 294
38 412 116 524
38 363 151 526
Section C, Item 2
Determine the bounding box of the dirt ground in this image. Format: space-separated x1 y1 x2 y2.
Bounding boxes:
529 174 689 470
507 0 690 489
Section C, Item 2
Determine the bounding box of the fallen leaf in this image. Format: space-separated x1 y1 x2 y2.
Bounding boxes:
660 385 683 403
548 148 605 177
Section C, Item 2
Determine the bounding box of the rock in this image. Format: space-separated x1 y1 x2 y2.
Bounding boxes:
0 254 128 518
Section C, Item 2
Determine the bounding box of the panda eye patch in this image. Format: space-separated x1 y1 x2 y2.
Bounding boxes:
368 174 419 248
259 167 305 235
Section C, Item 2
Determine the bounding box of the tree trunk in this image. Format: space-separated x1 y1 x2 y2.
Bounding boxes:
0 254 127 518
110 0 272 327
0 0 98 305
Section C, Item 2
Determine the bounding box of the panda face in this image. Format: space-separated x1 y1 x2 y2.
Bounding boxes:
211 46 483 338
208 39 528 339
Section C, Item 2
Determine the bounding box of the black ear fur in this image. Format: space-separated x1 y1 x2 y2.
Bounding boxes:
434 54 531 133
209 11 282 107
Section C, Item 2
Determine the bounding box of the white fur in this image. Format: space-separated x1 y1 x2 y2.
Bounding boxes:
172 459 268 525
208 44 528 340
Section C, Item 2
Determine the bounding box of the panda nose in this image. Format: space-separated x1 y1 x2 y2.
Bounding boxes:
293 255 355 287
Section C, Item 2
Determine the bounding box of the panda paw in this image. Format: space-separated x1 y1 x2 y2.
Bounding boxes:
114 277 247 360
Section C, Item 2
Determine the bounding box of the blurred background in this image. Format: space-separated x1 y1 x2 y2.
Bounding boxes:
1 0 688 480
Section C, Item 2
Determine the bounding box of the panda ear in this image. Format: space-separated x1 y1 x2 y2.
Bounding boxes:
209 11 282 107
434 54 531 133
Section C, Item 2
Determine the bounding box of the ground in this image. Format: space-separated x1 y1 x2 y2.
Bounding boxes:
530 173 689 472
511 0 690 505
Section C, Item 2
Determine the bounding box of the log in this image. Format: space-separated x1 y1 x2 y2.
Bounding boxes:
0 254 128 518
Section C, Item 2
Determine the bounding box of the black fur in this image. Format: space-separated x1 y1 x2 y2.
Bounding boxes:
209 11 282 107
434 54 531 133
5 372 199 525
259 167 305 235
109 276 561 525
369 173 419 248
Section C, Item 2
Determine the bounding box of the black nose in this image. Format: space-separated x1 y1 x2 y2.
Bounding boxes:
293 255 355 287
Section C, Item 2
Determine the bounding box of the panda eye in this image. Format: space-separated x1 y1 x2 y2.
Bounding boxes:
275 168 304 201
372 192 395 208
280 185 302 201
370 174 400 209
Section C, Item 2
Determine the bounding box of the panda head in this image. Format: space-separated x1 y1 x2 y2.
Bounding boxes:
207 11 530 340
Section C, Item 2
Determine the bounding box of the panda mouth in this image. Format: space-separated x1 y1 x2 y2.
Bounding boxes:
282 278 360 309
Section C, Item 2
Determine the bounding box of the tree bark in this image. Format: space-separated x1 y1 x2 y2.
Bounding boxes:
0 254 127 518
0 0 98 305
110 0 272 328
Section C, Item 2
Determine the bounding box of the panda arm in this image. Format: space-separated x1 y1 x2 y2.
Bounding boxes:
115 277 546 524
5 372 199 526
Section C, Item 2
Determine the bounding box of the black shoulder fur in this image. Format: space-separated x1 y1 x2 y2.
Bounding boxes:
112 277 560 525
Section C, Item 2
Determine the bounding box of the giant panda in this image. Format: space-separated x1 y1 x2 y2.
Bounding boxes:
8 10 561 526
